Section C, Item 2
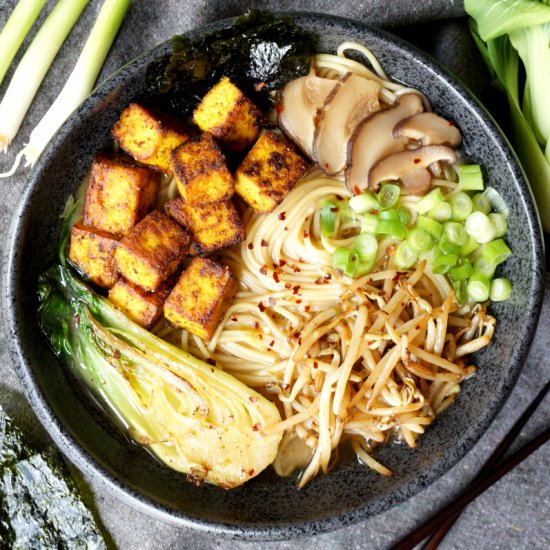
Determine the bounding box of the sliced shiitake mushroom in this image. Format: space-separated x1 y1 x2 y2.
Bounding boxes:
345 93 424 191
393 112 462 147
369 145 457 195
314 72 381 175
278 74 339 159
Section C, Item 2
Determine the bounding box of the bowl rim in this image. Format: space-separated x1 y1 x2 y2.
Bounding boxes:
2 12 545 541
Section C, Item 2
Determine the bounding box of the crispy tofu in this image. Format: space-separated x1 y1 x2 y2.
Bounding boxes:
164 257 237 340
171 133 234 205
165 197 245 255
114 210 190 292
83 152 161 236
112 103 192 173
108 277 173 328
193 77 261 152
69 222 119 289
234 131 308 213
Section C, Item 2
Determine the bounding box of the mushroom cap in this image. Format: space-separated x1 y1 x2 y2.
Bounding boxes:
393 112 462 147
369 145 457 194
313 72 381 176
345 93 424 191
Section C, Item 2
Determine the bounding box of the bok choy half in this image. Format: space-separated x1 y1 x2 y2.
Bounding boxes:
37 201 282 489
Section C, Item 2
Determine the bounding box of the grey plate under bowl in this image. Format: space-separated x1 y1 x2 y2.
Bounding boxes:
2 13 545 541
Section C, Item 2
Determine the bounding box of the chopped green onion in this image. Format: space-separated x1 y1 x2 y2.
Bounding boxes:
397 206 411 226
432 253 458 274
320 200 338 237
460 236 480 257
349 191 379 214
489 212 508 238
394 241 417 269
427 201 452 222
457 164 484 191
334 199 354 224
356 257 377 277
376 219 406 239
333 247 359 277
437 238 461 257
378 208 400 222
450 192 473 221
416 187 445 214
480 239 512 267
483 187 509 217
448 261 474 281
490 278 513 302
443 222 469 246
361 212 378 234
417 215 443 240
0 0 90 153
407 228 434 253
0 0 46 87
452 279 468 304
354 234 378 262
472 192 491 214
377 183 401 210
473 256 496 278
467 272 491 302
464 211 497 243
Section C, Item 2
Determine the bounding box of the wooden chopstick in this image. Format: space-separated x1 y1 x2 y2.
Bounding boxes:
420 379 550 550
389 380 550 550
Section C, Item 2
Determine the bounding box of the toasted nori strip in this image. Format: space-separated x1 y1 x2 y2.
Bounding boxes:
0 406 107 549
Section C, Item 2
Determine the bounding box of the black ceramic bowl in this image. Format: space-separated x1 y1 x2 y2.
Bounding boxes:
2 13 545 541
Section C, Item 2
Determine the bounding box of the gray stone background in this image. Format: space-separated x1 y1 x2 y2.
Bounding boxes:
0 1 549 548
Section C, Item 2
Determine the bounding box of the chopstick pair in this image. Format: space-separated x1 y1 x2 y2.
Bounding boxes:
389 379 550 550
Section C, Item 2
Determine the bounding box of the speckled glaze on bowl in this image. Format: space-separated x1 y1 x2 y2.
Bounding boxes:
2 13 545 541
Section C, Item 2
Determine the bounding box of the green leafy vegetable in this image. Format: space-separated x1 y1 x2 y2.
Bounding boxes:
146 10 315 115
465 0 550 231
38 209 282 488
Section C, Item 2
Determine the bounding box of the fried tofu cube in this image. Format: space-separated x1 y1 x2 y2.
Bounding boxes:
234 131 308 213
171 133 234 205
164 257 237 340
112 103 192 173
83 152 161 236
108 277 173 328
165 197 245 255
114 210 190 292
193 77 261 152
69 222 119 289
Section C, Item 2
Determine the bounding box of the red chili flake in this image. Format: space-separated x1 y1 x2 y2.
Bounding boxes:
206 358 216 366
292 264 300 273
275 103 283 114
293 331 300 339
252 423 261 431
330 206 339 213
414 158 421 164
248 468 255 476
313 361 318 369
296 299 302 304
74 314 80 326
303 230 309 239
367 341 375 346
353 185 361 195
298 337 302 345
253 322 260 329
231 316 238 322
369 208 379 215
304 305 310 312
260 266 268 275
113 350 120 360
258 302 266 312
258 334 263 340
261 239 269 247
448 120 455 126
325 273 332 280
293 285 300 294
278 212 286 221
279 259 287 267
285 282 292 289
415 325 421 330
314 277 329 285
273 272 280 283
268 297 276 306
284 226 289 231
299 257 306 263
269 340 275 347
255 81 266 91
247 242 254 250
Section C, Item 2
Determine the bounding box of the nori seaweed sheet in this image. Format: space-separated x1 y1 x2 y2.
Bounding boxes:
0 406 106 549
145 10 316 116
